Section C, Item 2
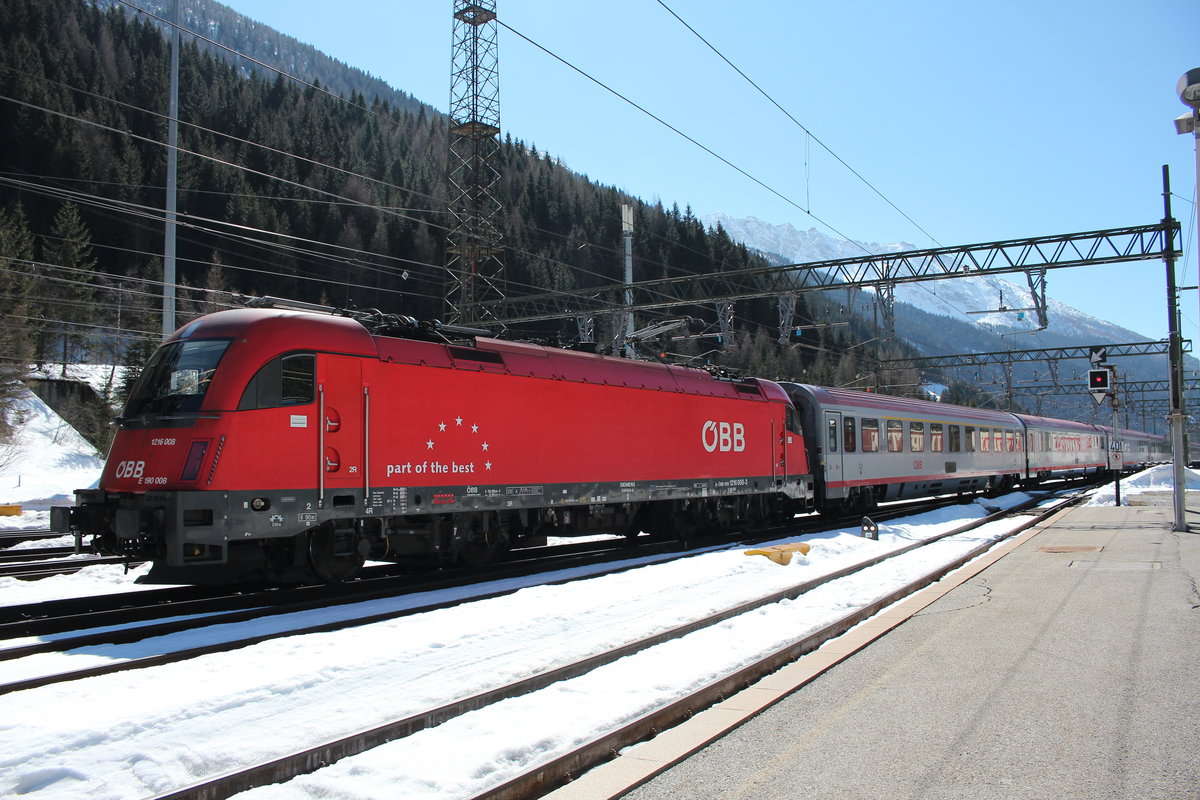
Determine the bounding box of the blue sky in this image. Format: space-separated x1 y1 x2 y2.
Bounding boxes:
222 0 1198 342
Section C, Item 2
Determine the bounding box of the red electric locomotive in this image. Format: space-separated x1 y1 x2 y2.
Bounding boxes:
53 299 814 583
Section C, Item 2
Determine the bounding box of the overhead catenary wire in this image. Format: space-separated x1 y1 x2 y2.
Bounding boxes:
646 3 1003 325
4 25 691 310
498 19 865 252
3 10 832 333
0 85 686 317
497 16 987 326
5 4 974 354
653 0 942 250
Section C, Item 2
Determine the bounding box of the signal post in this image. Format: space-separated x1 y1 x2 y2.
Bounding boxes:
1088 353 1122 506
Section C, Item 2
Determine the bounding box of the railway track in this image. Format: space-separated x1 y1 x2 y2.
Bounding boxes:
0 528 127 578
125 489 1077 800
0 527 60 544
0 493 958 694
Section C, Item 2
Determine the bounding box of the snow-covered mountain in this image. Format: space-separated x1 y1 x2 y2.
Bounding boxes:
701 212 1152 345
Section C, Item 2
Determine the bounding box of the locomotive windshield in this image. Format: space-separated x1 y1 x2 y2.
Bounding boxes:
124 338 232 418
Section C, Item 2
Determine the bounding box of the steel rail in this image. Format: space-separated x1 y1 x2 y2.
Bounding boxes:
0 546 79 563
0 555 131 579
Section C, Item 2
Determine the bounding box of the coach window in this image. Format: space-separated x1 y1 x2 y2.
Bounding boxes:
239 352 315 410
861 419 880 452
931 423 944 452
827 416 838 453
982 428 993 452
910 421 925 452
844 417 857 452
949 424 961 452
886 419 903 452
993 430 1003 452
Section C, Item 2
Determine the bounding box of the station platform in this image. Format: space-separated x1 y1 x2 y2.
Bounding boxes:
552 492 1200 800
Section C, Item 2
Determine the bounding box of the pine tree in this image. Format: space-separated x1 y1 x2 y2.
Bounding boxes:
39 201 98 375
0 204 37 442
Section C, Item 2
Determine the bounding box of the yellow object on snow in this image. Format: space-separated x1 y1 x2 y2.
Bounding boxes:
744 542 812 566
0 504 21 516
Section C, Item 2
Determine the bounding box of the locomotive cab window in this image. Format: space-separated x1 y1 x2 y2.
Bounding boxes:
239 353 315 410
125 338 232 417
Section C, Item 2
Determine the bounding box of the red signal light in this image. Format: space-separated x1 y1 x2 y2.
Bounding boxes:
1088 369 1111 391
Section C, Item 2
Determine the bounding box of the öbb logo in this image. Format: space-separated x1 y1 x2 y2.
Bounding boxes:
702 421 745 453
114 460 146 479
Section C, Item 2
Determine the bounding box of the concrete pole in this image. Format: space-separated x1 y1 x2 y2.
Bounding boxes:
621 203 635 350
1162 166 1189 531
162 0 180 339
1111 371 1121 507
624 203 633 338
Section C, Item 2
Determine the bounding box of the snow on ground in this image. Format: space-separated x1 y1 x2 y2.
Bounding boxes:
0 493 1042 800
0 562 165 607
0 385 103 528
27 363 128 402
235 517 1034 800
1084 463 1200 506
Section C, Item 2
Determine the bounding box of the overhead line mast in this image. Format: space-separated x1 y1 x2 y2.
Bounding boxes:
447 1 504 327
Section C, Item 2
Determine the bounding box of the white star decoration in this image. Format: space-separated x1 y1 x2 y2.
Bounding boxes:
421 416 496 470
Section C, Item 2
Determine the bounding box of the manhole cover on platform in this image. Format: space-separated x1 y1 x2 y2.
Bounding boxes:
1038 546 1104 553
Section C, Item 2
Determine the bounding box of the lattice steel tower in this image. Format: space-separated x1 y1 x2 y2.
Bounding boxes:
446 1 503 326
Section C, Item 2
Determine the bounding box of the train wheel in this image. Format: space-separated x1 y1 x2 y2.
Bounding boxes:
672 509 699 546
458 514 510 567
307 523 367 583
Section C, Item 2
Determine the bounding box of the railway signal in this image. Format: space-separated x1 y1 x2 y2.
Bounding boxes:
1088 368 1112 404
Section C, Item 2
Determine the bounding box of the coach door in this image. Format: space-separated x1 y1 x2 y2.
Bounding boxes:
823 411 844 499
317 355 365 502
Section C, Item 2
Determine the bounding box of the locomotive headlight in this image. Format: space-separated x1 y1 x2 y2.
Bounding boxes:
250 497 271 512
